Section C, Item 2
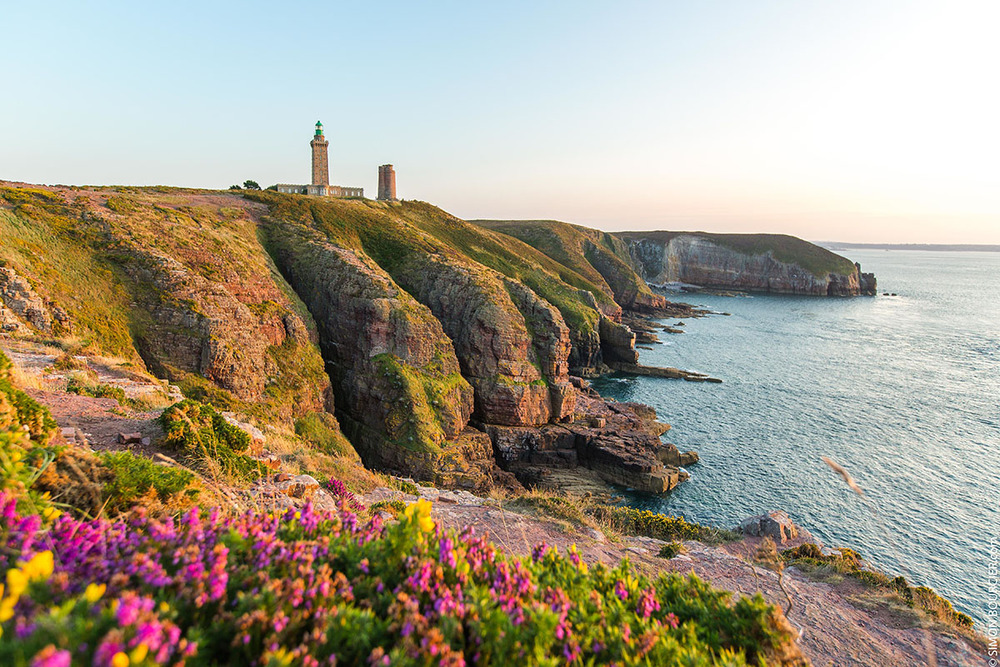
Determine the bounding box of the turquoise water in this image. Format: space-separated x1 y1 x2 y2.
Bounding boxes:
592 250 1000 626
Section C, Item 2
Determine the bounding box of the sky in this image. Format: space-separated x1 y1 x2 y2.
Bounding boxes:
2 0 998 243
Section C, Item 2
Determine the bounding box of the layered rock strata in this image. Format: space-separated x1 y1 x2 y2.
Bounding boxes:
621 233 877 296
482 381 692 494
392 252 576 427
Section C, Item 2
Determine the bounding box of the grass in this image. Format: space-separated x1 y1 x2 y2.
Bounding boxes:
294 411 355 457
507 490 599 534
474 219 658 310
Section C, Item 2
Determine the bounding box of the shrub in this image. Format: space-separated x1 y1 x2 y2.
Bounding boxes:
589 505 738 544
97 451 199 515
0 352 58 446
658 542 686 559
158 399 264 481
369 499 407 516
0 495 802 666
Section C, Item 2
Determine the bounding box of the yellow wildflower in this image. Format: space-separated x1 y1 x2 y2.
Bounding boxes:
130 643 149 663
111 651 130 667
42 506 62 522
0 596 16 623
84 583 106 603
404 498 435 533
22 551 54 581
5 569 28 598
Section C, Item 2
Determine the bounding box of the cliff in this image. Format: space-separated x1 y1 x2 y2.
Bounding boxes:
0 182 689 494
617 231 877 296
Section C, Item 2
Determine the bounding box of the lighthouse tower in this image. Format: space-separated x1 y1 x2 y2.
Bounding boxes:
310 121 329 194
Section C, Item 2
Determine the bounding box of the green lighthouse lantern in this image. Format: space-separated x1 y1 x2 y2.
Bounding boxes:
315 121 323 136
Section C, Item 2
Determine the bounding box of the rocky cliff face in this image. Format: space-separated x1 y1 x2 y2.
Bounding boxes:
261 222 491 481
1 183 699 496
0 184 333 422
621 233 876 296
392 252 576 427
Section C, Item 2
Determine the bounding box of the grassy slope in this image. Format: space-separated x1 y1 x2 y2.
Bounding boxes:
247 193 613 340
473 219 661 308
615 230 857 277
0 185 331 425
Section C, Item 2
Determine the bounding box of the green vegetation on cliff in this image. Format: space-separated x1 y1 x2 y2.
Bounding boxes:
0 185 334 425
474 219 663 311
249 193 611 346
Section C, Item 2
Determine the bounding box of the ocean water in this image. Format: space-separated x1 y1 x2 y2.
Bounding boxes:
592 250 1000 626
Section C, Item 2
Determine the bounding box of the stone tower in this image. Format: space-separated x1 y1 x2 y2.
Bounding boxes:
310 121 329 188
377 164 396 201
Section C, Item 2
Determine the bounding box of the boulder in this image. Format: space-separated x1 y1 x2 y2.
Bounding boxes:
737 511 802 543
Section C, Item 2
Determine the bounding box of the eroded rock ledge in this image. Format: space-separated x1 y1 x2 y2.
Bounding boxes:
483 379 695 494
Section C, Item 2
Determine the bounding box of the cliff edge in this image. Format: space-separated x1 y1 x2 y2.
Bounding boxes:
617 231 877 296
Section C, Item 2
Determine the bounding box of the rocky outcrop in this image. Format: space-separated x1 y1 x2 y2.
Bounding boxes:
608 361 723 383
0 267 54 333
483 383 691 494
598 316 638 365
738 511 813 544
620 233 877 296
124 249 282 401
392 252 575 427
261 221 513 489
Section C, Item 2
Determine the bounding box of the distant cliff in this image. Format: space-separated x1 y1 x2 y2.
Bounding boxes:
616 231 877 296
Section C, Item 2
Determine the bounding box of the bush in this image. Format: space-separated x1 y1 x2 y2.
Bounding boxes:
369 499 407 516
589 505 738 544
97 451 199 515
0 495 802 666
0 352 61 518
158 399 264 481
0 352 58 446
658 542 686 559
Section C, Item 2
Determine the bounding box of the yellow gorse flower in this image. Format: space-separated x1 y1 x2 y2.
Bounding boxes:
5 568 28 598
111 651 130 667
21 551 54 581
130 643 149 663
404 498 435 533
84 583 106 603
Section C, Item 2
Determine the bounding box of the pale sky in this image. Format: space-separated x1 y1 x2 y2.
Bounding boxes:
2 1 998 243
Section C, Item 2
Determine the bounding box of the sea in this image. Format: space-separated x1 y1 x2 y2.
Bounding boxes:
592 249 1000 627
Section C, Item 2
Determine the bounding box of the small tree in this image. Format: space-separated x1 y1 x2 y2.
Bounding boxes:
243 180 261 190
228 185 240 190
